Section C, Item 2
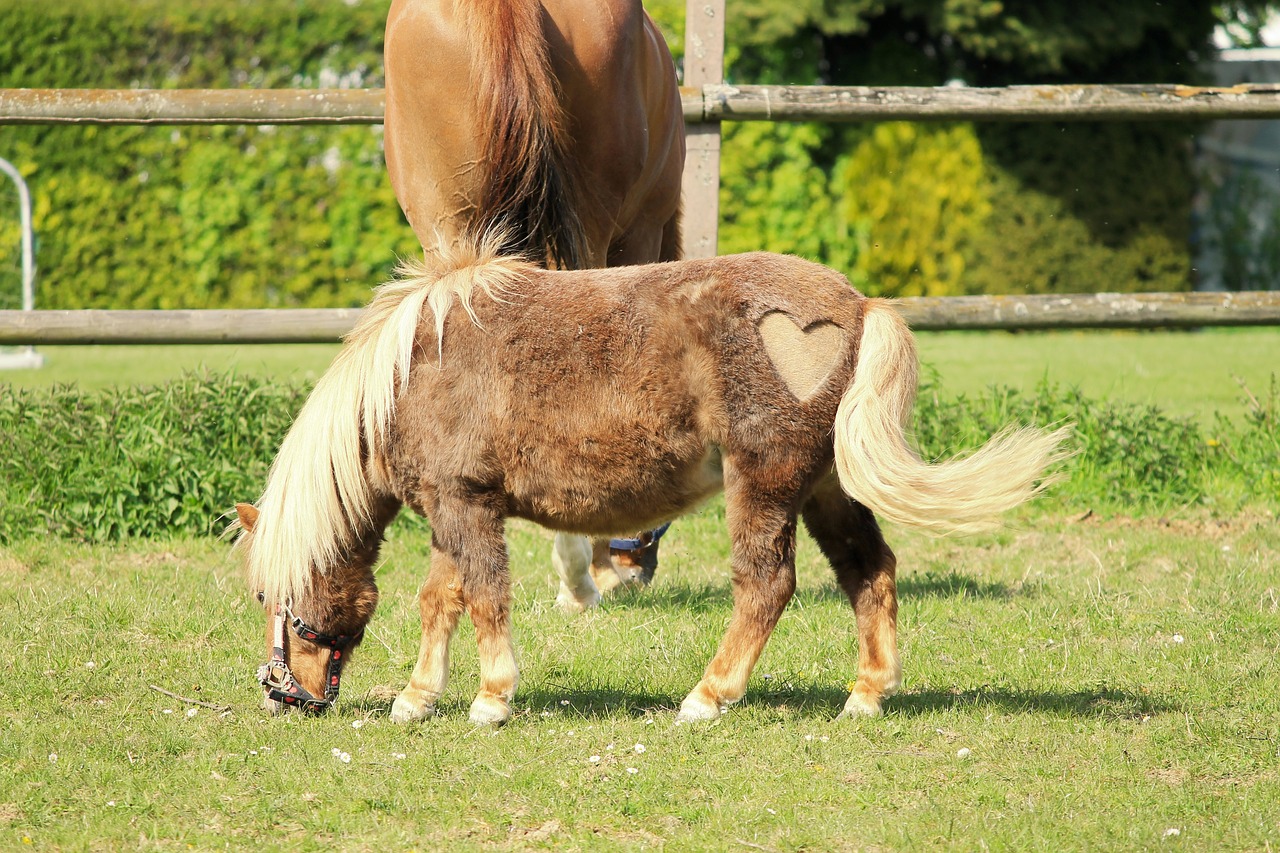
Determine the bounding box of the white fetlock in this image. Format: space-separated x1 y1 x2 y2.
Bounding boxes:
555 582 601 614
469 694 512 727
839 687 884 719
675 690 724 724
390 692 436 724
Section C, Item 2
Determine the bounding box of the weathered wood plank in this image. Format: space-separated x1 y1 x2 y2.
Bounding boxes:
0 309 362 345
6 83 1280 126
3 293 1278 345
702 83 1280 122
680 0 725 259
895 291 1280 331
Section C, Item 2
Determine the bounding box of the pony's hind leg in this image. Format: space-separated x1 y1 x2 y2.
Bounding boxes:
801 477 901 717
677 483 798 723
390 544 466 723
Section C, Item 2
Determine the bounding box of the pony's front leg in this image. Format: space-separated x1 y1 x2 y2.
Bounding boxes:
390 545 466 723
552 532 601 613
434 496 518 726
677 495 798 723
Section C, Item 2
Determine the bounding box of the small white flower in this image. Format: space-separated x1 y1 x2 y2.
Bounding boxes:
626 767 639 774
249 750 258 756
633 743 646 754
49 753 57 763
805 734 813 741
766 808 776 815
957 748 972 759
606 743 614 751
186 707 198 718
588 755 601 764
820 736 829 743
644 719 654 726
560 699 570 706
392 753 406 760
85 661 96 670
351 720 365 729
1163 828 1181 838
162 709 173 715
566 730 575 737
107 801 115 807
339 752 351 764
1172 634 1185 644
331 748 341 757
541 711 552 717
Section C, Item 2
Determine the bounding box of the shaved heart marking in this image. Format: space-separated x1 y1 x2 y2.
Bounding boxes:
757 311 844 400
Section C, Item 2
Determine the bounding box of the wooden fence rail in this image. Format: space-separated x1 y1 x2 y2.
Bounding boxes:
3 291 1278 345
6 83 1280 126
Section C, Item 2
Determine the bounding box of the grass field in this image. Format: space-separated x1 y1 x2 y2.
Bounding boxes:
2 327 1277 848
2 504 1277 849
6 326 1280 422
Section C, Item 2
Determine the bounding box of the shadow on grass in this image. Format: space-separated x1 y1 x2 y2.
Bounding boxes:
342 682 1171 723
598 570 1019 614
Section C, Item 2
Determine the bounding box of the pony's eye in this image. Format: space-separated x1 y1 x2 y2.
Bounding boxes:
256 591 265 604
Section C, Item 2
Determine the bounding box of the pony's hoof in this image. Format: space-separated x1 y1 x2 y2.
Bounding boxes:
469 695 511 727
389 694 436 724
839 690 884 719
675 692 723 724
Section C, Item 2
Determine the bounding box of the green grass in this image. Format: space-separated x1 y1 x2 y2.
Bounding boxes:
2 504 1277 849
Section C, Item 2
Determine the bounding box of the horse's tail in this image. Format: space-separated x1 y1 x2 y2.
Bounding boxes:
832 299 1071 534
466 1 590 270
244 237 529 605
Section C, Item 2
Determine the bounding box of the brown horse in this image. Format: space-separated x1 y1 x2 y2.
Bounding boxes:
233 242 1069 724
383 0 686 601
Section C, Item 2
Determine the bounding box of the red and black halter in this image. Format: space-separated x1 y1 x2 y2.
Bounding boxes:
256 595 362 713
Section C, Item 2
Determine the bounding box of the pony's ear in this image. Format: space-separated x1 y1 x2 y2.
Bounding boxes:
235 503 260 532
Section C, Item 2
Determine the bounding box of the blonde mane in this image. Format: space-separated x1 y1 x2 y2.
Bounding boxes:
242 236 530 605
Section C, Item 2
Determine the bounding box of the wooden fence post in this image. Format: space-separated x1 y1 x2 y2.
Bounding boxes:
681 0 725 259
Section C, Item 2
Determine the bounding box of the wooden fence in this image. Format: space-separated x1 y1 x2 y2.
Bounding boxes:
2 0 1280 342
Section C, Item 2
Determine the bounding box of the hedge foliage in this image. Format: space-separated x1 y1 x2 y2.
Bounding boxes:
1 371 1275 544
0 0 415 310
0 0 1259 307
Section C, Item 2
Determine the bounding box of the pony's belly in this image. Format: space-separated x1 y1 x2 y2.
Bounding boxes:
507 445 723 536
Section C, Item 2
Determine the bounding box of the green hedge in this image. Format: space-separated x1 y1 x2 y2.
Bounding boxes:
0 0 414 310
1 372 1275 544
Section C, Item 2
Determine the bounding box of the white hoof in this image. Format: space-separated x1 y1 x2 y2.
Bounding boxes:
469 695 511 727
389 693 436 724
675 693 723 724
555 587 601 614
839 691 884 719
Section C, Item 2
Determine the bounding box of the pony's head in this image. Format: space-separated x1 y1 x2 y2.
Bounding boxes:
234 503 380 714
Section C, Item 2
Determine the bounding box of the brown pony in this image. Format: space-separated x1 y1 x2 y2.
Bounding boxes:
382 0 686 601
233 242 1069 724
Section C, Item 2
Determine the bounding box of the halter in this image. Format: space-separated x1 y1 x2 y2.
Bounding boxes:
256 596 363 714
609 522 672 552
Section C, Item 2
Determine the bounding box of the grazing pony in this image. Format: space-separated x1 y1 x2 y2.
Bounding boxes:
234 244 1069 723
382 0 686 600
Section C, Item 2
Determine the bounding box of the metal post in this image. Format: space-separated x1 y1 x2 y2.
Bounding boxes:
0 155 42 368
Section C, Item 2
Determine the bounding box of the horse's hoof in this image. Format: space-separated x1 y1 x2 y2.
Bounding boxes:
555 588 601 614
469 695 511 727
390 693 436 724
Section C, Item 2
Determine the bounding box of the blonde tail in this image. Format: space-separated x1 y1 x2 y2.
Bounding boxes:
833 299 1071 534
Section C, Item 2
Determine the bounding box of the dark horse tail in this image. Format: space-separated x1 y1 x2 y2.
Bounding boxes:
466 1 590 270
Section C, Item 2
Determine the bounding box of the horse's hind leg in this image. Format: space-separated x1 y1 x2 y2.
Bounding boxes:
677 480 798 723
801 477 901 717
552 532 601 613
390 545 466 723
